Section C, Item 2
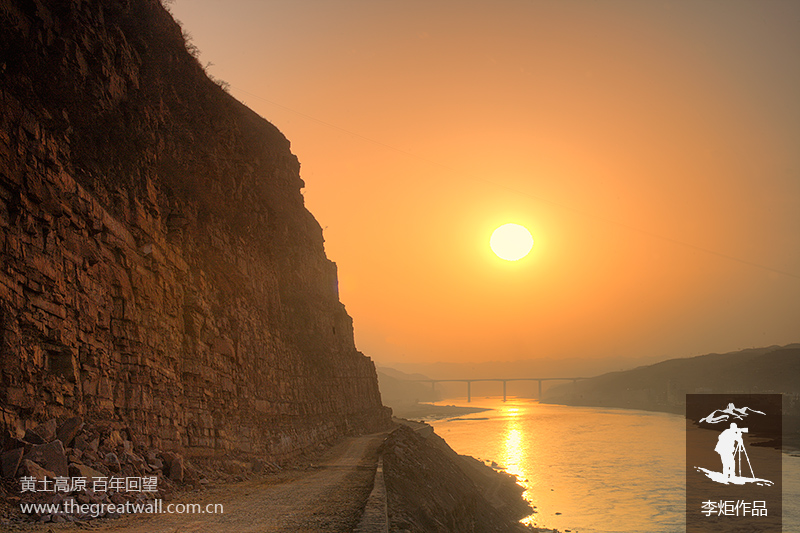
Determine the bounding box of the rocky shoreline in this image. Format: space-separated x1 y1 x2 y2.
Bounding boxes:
382 421 558 533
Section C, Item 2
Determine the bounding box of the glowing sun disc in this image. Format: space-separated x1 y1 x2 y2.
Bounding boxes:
490 223 534 261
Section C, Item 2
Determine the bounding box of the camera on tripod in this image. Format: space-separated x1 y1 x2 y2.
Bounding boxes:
739 427 749 433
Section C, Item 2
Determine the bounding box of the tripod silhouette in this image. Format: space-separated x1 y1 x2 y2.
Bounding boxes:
735 439 755 479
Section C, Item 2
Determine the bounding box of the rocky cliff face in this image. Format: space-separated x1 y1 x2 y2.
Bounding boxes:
0 0 390 459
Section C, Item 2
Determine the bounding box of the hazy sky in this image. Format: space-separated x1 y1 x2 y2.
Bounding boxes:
170 1 799 369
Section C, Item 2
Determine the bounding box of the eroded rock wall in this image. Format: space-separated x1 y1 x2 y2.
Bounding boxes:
0 0 390 458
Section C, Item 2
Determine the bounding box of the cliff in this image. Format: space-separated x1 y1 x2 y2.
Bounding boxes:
0 0 390 459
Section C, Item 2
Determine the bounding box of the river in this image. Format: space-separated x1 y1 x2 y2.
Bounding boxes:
426 398 800 532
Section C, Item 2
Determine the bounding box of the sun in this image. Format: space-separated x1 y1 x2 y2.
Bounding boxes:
490 223 534 261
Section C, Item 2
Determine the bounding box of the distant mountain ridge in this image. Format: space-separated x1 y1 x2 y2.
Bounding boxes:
544 344 800 416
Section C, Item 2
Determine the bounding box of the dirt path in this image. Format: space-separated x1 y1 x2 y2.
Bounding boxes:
87 432 387 533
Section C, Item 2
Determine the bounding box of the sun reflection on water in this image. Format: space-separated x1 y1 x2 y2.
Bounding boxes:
429 398 691 532
499 405 538 525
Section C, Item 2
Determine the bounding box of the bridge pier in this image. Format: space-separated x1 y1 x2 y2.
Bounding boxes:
538 380 542 400
502 381 507 402
467 381 471 403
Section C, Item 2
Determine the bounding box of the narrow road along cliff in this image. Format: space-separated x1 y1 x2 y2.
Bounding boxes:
97 433 387 533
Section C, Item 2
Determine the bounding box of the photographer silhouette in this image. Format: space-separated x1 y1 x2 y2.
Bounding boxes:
715 422 746 480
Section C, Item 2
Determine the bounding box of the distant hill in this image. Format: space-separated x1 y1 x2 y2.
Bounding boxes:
377 367 441 407
544 344 800 416
377 368 494 420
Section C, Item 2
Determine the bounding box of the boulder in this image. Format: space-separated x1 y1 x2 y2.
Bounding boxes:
1 448 24 478
82 449 100 464
103 430 124 450
67 447 83 463
26 419 58 444
20 459 56 480
73 434 89 451
121 450 147 473
5 437 32 453
69 462 105 480
56 417 84 447
23 440 69 477
22 431 46 445
162 451 184 482
146 450 163 470
104 452 121 473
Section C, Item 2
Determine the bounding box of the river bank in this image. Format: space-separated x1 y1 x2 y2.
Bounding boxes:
388 402 492 420
384 421 556 532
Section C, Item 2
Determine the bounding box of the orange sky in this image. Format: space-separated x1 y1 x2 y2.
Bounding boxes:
170 1 800 369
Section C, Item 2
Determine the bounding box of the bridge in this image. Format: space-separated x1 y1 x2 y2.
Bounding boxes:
408 377 588 402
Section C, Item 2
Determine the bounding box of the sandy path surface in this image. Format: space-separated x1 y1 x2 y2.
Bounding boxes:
84 432 386 533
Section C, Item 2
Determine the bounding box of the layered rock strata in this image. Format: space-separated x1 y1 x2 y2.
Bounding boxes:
0 0 390 459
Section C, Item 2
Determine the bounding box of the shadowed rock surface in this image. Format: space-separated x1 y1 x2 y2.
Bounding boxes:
0 0 390 461
382 424 540 533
